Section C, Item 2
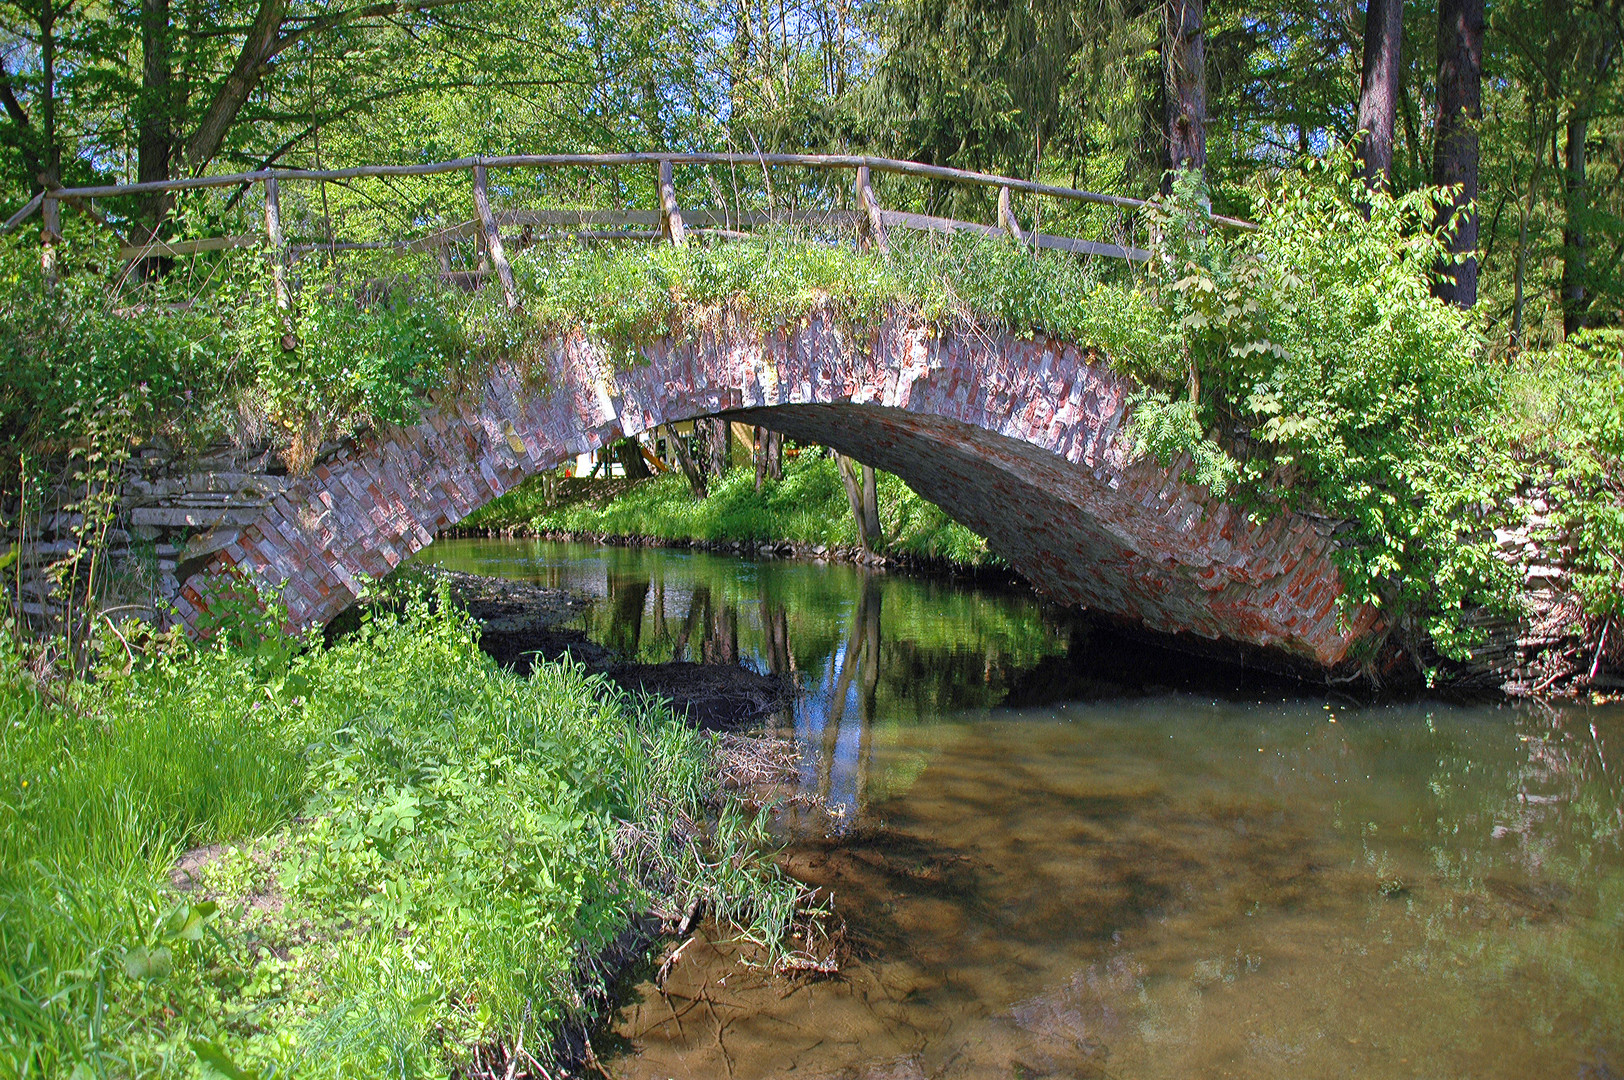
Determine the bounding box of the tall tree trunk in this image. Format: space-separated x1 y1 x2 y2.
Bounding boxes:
1357 0 1403 192
836 453 883 553
753 426 783 492
704 418 732 478
1162 0 1207 189
613 437 652 479
1562 114 1588 337
669 425 708 499
39 0 59 186
137 0 173 190
1431 0 1483 306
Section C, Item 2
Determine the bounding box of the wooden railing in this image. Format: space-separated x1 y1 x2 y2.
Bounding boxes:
2 153 1255 308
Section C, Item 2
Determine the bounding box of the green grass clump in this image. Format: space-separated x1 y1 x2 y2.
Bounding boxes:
0 592 795 1077
489 453 997 566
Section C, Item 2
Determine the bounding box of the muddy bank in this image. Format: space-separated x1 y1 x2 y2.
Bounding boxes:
427 566 791 729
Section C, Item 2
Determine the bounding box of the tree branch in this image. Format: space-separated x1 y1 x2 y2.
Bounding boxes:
273 0 479 55
0 58 43 184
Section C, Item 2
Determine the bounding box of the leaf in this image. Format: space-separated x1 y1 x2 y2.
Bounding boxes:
122 945 173 980
161 899 219 942
191 1040 262 1080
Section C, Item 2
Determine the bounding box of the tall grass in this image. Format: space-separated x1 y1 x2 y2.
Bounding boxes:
0 591 798 1077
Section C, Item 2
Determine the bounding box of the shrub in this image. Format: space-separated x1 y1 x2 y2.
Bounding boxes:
1507 329 1624 618
1118 158 1519 659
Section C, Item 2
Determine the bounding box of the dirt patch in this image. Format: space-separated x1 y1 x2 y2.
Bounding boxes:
169 839 287 916
426 566 594 635
609 662 789 730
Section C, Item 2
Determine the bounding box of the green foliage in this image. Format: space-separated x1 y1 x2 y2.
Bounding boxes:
0 591 796 1077
227 266 463 469
1124 161 1520 657
0 238 465 471
1507 330 1624 617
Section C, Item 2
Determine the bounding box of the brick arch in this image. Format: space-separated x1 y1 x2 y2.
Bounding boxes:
173 308 1380 668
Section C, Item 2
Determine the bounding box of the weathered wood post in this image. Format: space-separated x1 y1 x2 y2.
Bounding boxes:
854 164 888 254
262 176 292 310
997 185 1030 248
657 159 687 247
40 193 61 288
472 162 520 311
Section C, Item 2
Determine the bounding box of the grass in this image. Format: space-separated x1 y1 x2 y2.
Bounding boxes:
464 452 999 566
0 588 798 1078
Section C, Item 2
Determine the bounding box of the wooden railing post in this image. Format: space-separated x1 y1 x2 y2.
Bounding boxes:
40 193 60 288
472 162 520 311
657 159 687 247
262 177 292 309
997 185 1030 248
854 164 887 254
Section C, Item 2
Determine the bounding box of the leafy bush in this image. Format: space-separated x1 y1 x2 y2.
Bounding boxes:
1117 159 1519 658
0 237 463 471
0 591 795 1077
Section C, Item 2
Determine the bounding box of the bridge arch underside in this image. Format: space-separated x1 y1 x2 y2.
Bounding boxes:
738 404 1362 669
172 313 1377 670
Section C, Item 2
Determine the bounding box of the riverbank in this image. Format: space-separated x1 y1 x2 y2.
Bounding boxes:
452 455 1002 571
0 582 800 1078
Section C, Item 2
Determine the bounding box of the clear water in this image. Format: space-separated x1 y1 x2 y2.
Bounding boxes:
423 539 1624 1080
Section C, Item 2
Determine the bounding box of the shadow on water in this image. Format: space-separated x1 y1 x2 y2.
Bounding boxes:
420 539 1624 1080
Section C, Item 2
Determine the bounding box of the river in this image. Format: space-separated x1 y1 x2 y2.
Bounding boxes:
422 538 1624 1080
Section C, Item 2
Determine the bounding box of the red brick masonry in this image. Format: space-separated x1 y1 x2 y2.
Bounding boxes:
174 307 1381 667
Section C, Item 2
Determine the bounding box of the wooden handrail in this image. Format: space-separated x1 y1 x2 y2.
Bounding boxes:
44 152 1255 230
40 150 1243 287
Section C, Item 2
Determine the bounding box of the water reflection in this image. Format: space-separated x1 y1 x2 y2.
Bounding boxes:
424 539 1082 820
420 539 1624 1080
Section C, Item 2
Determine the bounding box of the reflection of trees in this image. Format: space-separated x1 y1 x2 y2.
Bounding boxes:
817 575 883 809
671 584 710 662
603 571 650 657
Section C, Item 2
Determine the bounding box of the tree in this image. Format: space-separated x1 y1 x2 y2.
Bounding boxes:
0 0 490 207
1559 15 1621 336
1356 0 1403 190
1432 0 1483 306
836 452 882 552
1163 0 1207 186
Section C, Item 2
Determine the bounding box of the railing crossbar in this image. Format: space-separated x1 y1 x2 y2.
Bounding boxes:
39 152 1254 230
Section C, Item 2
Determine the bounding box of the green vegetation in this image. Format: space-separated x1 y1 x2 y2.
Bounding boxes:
465 452 998 567
0 588 797 1077
1506 329 1624 619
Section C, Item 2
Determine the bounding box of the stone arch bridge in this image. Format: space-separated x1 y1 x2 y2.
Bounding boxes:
171 308 1380 670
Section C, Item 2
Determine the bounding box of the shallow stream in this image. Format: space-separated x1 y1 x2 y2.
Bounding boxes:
423 539 1624 1080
